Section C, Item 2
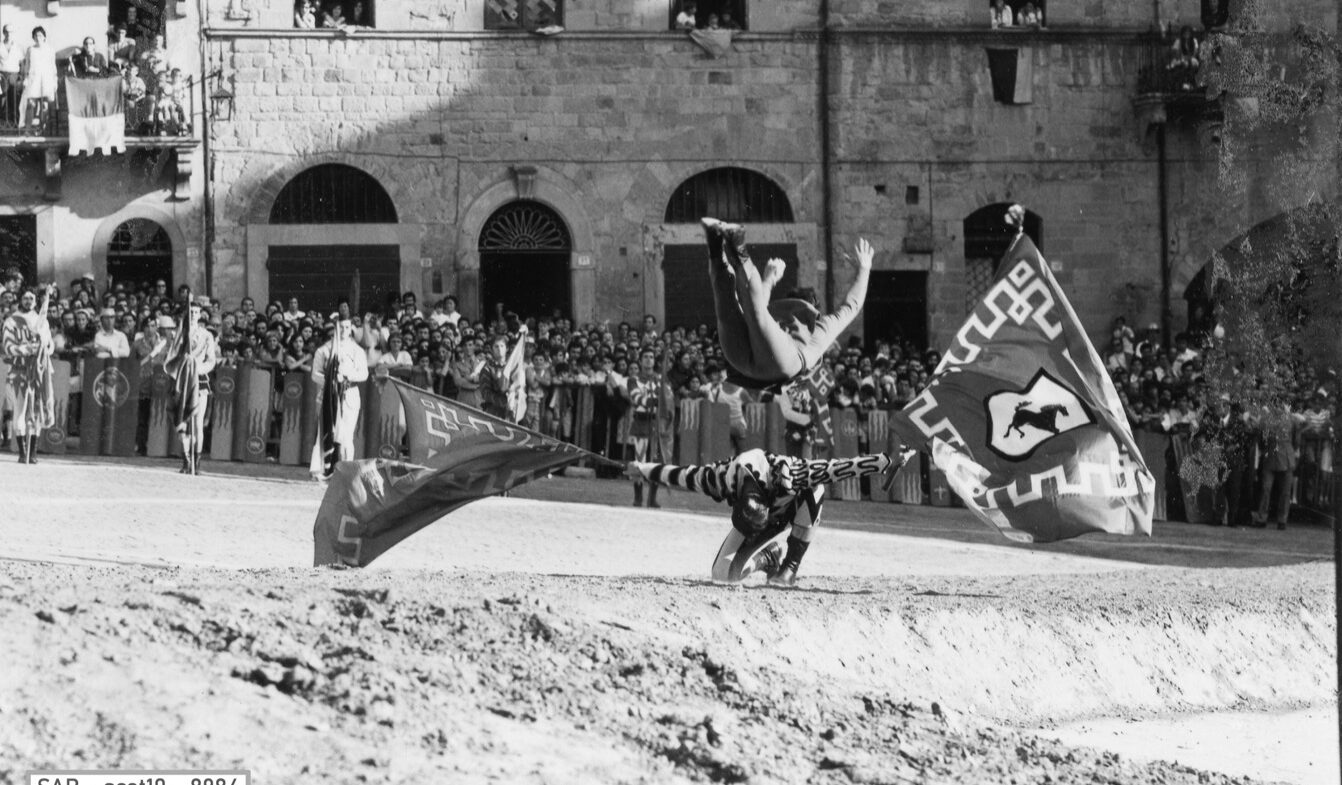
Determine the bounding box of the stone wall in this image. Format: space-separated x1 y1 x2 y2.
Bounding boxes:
202 0 1338 348
207 0 1337 32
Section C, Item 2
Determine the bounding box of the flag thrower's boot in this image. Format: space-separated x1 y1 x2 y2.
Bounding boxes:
647 483 660 509
192 450 202 476
26 435 37 464
15 435 27 463
633 482 644 507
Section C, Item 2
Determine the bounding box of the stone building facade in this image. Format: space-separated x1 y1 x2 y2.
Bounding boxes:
0 0 204 290
1 0 1334 351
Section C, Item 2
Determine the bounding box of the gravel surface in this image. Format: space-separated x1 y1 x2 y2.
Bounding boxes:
0 457 1335 784
1 563 1333 784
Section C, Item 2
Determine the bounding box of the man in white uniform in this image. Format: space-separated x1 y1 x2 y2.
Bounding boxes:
310 313 369 480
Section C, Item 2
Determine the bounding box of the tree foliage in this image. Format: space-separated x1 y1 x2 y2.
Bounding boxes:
1178 1 1340 494
1198 1 1341 409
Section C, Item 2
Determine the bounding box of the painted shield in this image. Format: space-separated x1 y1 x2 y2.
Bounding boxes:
984 368 1095 462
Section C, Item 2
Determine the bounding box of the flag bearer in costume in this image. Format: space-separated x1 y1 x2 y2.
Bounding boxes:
2 284 56 464
310 312 370 480
165 296 219 474
701 216 873 387
625 447 911 586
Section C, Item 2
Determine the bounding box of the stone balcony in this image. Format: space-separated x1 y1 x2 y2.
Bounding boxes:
0 74 201 201
1132 30 1223 136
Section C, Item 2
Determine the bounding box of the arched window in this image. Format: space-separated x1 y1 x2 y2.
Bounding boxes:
479 200 572 251
107 218 173 290
963 203 1042 314
664 167 793 224
269 164 397 224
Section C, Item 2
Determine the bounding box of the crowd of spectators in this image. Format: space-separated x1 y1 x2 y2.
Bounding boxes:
1101 312 1336 527
673 3 743 32
293 0 371 29
989 0 1046 30
0 21 189 135
1 267 1334 522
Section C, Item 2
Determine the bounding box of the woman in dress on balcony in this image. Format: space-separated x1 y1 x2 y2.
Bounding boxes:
18 27 57 134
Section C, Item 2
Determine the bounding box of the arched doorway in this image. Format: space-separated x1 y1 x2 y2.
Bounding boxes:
661 167 797 331
963 203 1043 314
266 163 399 316
479 200 573 321
107 218 173 291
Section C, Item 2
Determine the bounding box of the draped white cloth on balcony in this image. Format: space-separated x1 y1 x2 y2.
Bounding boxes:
66 76 125 155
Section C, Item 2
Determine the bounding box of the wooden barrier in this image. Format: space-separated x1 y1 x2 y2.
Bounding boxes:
573 385 595 456
209 365 238 461
108 358 141 457
763 400 787 455
0 358 7 447
700 399 733 463
829 407 861 500
676 398 700 465
742 402 768 454
79 358 140 456
366 377 405 460
146 367 173 457
927 461 954 507
39 360 71 454
233 364 271 464
300 375 318 467
870 406 925 505
278 371 307 465
1134 429 1169 521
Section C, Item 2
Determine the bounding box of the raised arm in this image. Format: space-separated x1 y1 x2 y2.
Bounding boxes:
783 449 914 492
625 459 732 501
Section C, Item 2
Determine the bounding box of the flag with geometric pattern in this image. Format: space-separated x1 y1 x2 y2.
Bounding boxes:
887 225 1155 542
313 379 597 566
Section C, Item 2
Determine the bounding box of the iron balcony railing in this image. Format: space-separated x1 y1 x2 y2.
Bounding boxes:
0 72 196 139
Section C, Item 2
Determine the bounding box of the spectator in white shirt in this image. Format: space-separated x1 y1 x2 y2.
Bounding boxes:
375 333 413 375
0 25 24 124
990 0 1014 28
675 2 697 30
432 296 463 328
92 308 131 358
281 296 306 324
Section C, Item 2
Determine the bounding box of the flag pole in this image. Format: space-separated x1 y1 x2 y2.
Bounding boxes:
185 289 195 477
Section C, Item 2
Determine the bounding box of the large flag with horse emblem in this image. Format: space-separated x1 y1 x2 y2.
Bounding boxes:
887 224 1154 543
66 76 125 156
313 379 604 567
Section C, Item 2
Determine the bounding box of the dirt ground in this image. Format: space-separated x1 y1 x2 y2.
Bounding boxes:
0 457 1337 784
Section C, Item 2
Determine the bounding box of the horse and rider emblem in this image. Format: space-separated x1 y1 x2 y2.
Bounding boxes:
984 369 1095 461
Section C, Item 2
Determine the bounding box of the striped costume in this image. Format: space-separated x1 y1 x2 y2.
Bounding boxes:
2 310 55 435
630 448 897 582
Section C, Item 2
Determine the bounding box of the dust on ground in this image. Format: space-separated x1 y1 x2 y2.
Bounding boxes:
0 458 1336 784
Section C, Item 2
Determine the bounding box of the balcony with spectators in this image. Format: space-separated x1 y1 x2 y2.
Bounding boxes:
0 57 199 200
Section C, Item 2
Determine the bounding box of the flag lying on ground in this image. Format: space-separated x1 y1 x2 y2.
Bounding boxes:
66 76 125 155
313 379 602 567
887 224 1154 543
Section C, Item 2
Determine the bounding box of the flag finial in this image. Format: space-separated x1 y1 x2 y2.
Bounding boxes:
1004 204 1026 235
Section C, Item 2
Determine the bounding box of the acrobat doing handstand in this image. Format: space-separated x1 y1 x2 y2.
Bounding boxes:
701 217 873 387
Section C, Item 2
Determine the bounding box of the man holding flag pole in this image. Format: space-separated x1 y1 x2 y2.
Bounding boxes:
886 204 1155 543
310 312 369 481
164 294 218 475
